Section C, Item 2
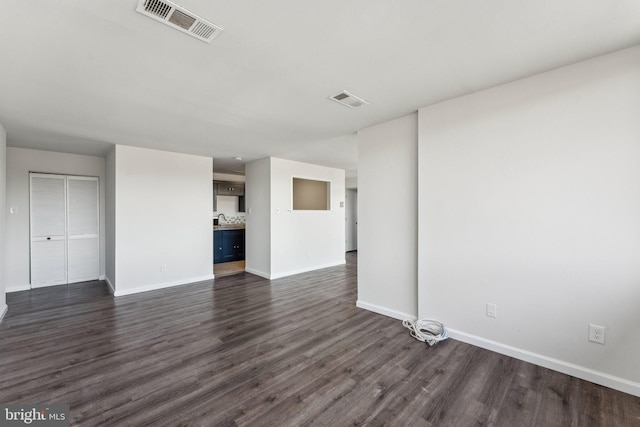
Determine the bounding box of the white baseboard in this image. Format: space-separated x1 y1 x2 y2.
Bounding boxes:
113 274 214 297
269 261 346 280
7 284 30 293
10 277 108 293
356 300 416 322
0 304 7 323
448 328 640 398
244 261 347 281
355 303 640 397
244 268 270 279
99 275 106 281
104 276 115 294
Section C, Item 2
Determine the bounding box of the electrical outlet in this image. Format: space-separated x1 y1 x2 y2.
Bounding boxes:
161 264 167 272
589 324 605 344
486 303 497 318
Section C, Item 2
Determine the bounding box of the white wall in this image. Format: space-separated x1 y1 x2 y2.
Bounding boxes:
0 123 6 320
245 158 271 277
270 158 345 278
215 196 244 218
245 157 345 279
5 148 107 291
112 145 213 296
357 114 418 320
418 46 640 395
105 148 116 291
213 173 245 182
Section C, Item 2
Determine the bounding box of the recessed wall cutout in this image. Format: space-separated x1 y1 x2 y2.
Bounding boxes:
292 178 330 210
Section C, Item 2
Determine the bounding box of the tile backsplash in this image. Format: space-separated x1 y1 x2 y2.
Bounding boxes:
218 215 246 225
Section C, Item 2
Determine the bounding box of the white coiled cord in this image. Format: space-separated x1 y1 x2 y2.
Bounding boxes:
402 319 449 346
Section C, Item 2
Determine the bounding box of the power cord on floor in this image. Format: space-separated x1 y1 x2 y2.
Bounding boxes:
402 319 449 346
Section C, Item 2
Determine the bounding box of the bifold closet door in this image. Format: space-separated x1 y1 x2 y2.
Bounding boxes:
67 176 99 283
30 173 99 288
30 173 68 288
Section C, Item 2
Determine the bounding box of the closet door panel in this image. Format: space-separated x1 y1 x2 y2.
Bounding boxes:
68 237 99 283
67 177 99 283
31 175 66 237
30 174 67 288
31 240 67 286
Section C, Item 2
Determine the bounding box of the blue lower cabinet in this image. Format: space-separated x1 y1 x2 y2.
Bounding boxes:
214 231 224 264
214 229 245 264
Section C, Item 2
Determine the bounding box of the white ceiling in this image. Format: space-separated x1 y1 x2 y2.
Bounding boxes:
1 1 639 177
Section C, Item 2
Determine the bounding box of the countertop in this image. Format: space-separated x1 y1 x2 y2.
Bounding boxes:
213 225 246 230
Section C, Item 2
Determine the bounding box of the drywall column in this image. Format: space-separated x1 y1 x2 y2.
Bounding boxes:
357 113 418 320
269 158 345 278
245 158 271 278
105 148 116 292
112 145 213 296
246 157 346 279
418 46 640 395
0 123 6 321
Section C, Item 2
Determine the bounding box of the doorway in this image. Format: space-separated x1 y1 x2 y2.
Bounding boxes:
30 173 100 288
345 189 357 252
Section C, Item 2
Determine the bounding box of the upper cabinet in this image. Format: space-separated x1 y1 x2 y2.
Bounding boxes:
216 182 244 196
214 180 245 213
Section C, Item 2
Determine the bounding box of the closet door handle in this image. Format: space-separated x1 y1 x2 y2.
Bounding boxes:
46 237 51 240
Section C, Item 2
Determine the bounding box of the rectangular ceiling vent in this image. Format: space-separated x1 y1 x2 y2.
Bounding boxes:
136 0 223 43
329 90 369 109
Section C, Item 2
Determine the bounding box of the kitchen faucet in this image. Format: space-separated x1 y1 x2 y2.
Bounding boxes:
217 213 227 224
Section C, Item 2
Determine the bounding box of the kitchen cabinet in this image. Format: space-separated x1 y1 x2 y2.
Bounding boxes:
214 181 245 213
214 230 223 263
222 229 245 262
214 229 245 264
216 182 244 196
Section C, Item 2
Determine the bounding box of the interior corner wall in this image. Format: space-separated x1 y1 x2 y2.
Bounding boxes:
0 123 7 320
357 113 418 320
113 145 213 296
418 46 640 396
245 158 271 278
269 158 345 279
5 147 107 292
345 177 358 189
105 148 116 292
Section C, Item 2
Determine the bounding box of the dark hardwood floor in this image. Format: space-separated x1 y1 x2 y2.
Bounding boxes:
1 253 639 426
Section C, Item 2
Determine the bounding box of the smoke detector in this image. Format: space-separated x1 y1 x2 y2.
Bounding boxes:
136 0 223 43
329 90 369 109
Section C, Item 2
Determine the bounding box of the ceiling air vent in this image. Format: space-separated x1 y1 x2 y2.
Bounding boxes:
136 0 223 43
329 90 369 109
